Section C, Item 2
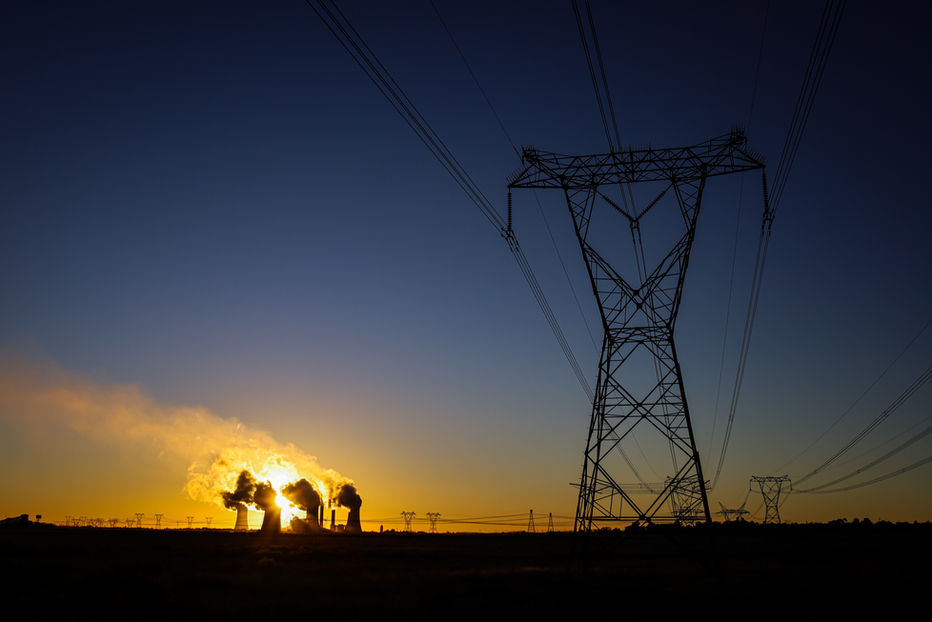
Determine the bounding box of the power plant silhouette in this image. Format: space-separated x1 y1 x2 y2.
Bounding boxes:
217 470 363 534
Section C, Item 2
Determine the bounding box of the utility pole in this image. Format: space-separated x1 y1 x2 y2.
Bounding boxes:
509 131 766 530
401 511 416 532
154 513 163 529
426 512 440 534
527 509 536 533
751 475 791 523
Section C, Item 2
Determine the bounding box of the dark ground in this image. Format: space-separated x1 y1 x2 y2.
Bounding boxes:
2 521 929 616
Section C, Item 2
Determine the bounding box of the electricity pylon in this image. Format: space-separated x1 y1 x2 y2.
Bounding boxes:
426 512 440 533
401 511 416 532
527 509 536 533
751 475 791 524
717 501 749 522
509 131 766 530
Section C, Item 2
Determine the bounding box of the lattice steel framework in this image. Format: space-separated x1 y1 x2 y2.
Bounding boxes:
508 131 766 531
751 475 791 524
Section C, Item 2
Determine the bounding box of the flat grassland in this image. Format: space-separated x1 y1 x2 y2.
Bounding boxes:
3 522 928 615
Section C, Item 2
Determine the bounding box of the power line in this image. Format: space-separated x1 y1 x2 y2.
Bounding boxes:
430 2 600 357
711 0 846 489
708 0 771 461
776 318 930 472
305 0 505 233
306 0 595 403
794 426 932 493
802 453 932 494
426 6 656 487
428 0 518 156
770 0 847 213
794 364 932 486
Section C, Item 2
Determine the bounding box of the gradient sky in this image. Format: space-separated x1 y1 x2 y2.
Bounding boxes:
1 1 930 530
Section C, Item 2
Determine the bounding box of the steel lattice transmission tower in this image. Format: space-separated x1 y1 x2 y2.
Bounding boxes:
508 131 766 530
751 475 791 524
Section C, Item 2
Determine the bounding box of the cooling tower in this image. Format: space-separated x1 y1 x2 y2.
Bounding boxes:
346 507 361 533
260 507 281 536
234 505 249 531
306 505 321 529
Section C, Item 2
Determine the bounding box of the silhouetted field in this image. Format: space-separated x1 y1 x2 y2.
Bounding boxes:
3 521 929 615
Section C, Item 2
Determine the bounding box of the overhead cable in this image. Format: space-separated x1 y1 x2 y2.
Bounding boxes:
710 0 846 488
794 364 932 486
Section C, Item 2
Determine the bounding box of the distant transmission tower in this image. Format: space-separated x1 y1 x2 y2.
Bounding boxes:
401 511 416 532
154 513 163 528
527 509 536 533
186 516 194 529
205 516 212 528
751 475 791 523
108 518 118 528
547 513 554 533
125 518 134 528
717 502 749 522
426 512 440 533
509 131 766 530
134 513 144 528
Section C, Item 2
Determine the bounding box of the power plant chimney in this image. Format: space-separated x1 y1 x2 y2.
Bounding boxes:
346 506 361 533
233 505 249 531
260 507 281 536
336 483 363 533
254 481 281 536
306 506 320 530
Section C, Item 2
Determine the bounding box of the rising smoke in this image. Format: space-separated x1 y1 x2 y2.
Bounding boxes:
0 355 351 514
283 478 321 513
221 470 257 510
335 483 362 510
253 482 278 511
336 482 362 533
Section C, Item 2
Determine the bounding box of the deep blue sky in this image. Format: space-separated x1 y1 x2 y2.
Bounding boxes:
1 1 930 522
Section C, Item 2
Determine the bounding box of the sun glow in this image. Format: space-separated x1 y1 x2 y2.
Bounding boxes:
216 456 339 530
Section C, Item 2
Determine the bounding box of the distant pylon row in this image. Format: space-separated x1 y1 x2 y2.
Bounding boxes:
61 513 213 528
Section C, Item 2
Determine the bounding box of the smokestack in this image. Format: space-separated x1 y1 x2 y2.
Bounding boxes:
336 483 362 533
282 478 321 530
221 470 257 531
233 504 249 531
254 481 281 536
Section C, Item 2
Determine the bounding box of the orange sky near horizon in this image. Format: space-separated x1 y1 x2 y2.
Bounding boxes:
1 354 929 532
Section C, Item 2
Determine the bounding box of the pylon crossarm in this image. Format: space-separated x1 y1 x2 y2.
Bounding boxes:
508 133 763 190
